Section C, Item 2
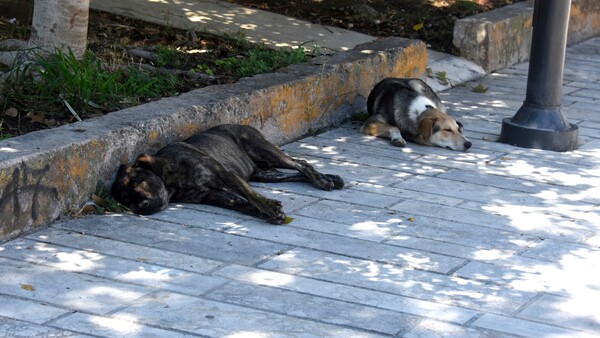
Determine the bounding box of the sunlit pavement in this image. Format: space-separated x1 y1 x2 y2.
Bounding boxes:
1 37 600 337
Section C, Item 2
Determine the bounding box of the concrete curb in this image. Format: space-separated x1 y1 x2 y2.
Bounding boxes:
0 37 426 241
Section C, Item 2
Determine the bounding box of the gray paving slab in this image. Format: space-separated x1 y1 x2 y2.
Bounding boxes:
258 248 538 315
0 256 152 315
516 293 600 334
213 264 480 324
206 280 421 335
111 291 385 337
0 238 226 296
0 317 90 338
472 313 598 338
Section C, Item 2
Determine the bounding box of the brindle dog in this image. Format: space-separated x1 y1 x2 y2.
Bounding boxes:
111 124 344 224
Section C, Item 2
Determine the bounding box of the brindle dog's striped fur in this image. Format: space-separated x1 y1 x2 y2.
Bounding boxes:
112 124 344 224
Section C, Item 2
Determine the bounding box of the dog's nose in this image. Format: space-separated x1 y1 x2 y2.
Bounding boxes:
464 141 472 150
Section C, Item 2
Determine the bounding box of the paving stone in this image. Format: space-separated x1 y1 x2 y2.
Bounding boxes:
0 294 70 324
516 293 600 334
0 317 89 338
112 291 386 337
396 174 600 209
453 254 598 296
51 312 190 338
55 214 293 266
225 217 466 274
350 182 465 206
283 212 404 242
387 235 519 262
521 238 600 263
385 217 537 254
213 264 479 324
403 319 508 338
206 280 421 335
390 199 593 242
250 183 403 209
26 228 223 274
0 238 226 296
0 256 152 315
472 313 598 338
282 139 449 176
258 248 537 314
294 199 404 225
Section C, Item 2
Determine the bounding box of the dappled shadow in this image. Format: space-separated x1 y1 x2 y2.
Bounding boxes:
91 0 374 51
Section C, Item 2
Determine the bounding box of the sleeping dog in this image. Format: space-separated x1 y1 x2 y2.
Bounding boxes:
112 124 344 224
360 78 472 151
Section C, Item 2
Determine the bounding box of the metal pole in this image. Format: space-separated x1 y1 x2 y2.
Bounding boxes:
499 0 578 152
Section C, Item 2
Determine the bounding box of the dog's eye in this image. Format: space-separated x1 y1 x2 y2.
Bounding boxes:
445 128 452 132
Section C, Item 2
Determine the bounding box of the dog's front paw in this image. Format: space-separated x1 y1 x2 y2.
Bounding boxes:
391 137 406 147
327 174 345 190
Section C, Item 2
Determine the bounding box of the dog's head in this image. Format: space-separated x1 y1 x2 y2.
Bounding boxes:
111 154 169 215
418 109 472 151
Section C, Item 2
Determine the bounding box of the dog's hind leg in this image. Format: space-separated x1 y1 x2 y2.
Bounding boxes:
241 143 344 191
252 168 309 183
201 190 286 224
360 114 406 147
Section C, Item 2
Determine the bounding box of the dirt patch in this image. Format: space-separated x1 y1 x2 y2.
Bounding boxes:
0 8 311 137
226 0 524 54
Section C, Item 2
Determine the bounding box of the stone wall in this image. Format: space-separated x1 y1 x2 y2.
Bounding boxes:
453 0 600 73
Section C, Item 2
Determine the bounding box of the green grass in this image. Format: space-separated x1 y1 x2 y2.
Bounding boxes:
0 119 12 140
215 44 313 77
3 48 180 119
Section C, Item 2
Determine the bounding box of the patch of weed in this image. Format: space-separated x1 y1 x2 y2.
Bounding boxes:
216 45 311 77
154 45 183 68
3 47 181 122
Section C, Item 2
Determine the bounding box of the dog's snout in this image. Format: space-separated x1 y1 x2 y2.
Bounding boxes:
464 141 472 150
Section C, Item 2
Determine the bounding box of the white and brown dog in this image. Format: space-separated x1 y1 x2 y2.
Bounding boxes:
360 78 472 151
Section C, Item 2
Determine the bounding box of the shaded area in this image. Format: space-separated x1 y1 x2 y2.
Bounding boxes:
226 0 526 54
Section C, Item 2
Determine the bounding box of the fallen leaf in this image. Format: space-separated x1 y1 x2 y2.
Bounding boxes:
472 83 489 93
282 216 295 224
26 112 45 123
137 257 148 262
412 22 424 31
500 156 511 161
20 283 35 291
92 194 105 206
408 217 415 222
4 107 18 117
80 204 97 215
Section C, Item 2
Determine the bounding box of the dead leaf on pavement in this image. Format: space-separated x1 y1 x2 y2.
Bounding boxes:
472 83 489 93
20 283 35 291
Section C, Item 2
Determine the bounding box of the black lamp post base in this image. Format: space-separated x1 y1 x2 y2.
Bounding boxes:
499 117 579 152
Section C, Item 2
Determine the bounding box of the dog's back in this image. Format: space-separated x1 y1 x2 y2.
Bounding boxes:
367 78 445 134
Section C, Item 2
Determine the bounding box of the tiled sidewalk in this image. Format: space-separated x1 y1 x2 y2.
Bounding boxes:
1 38 599 337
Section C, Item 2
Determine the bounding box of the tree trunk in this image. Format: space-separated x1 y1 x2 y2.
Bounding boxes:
28 0 90 58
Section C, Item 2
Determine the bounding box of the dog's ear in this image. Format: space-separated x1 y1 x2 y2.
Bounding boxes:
132 154 163 176
456 120 464 133
419 117 438 142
